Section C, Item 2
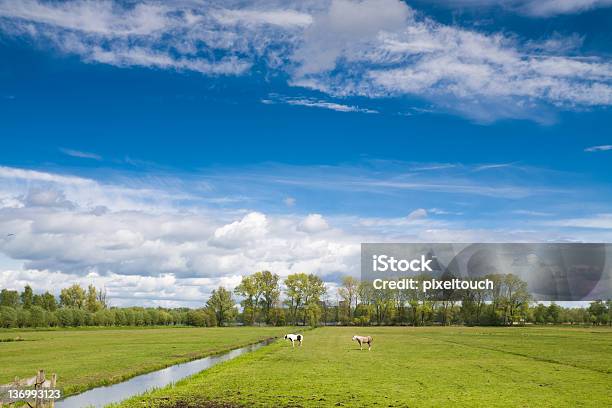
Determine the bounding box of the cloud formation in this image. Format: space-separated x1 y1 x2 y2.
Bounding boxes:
0 164 611 306
0 0 610 121
585 144 612 152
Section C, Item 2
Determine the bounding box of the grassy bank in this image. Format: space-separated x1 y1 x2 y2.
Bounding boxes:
117 326 611 408
0 326 288 396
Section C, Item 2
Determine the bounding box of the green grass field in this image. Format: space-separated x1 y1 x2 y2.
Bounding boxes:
0 326 287 396
117 326 612 408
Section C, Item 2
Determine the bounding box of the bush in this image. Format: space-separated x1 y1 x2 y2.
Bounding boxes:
29 305 46 327
0 306 17 328
56 308 73 327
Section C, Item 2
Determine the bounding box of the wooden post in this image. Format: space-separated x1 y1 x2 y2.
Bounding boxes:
48 374 56 408
35 370 44 408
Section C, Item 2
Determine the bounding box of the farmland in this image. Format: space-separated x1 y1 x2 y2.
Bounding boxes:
0 326 287 396
117 326 612 408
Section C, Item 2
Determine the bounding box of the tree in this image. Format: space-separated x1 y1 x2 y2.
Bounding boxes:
33 291 57 311
0 306 18 328
86 285 103 313
28 305 46 327
235 275 259 325
256 271 280 324
547 303 561 324
302 274 326 326
500 274 531 325
20 285 34 309
338 276 359 320
60 284 86 309
284 273 326 326
533 303 547 324
206 287 236 326
0 289 19 308
284 273 307 325
588 300 608 325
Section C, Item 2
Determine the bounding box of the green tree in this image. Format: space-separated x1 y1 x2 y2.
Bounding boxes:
206 287 236 326
0 289 19 308
338 276 359 320
302 274 326 326
235 275 259 325
255 271 280 324
588 300 608 325
33 291 57 311
28 305 46 327
533 303 548 324
284 273 326 326
86 285 103 313
0 306 18 328
547 303 561 324
284 273 307 325
500 274 531 325
20 285 34 309
60 284 86 309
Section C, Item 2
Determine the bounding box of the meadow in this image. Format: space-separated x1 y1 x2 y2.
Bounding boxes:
117 326 612 408
0 326 287 396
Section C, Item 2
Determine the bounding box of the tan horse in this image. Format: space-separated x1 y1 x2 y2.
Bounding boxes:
352 335 373 350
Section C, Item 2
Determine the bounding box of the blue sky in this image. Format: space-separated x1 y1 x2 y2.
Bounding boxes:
0 0 611 306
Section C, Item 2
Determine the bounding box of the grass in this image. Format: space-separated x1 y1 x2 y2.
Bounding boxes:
117 326 612 408
0 326 288 396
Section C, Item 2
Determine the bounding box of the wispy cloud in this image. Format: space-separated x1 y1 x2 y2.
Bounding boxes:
473 163 517 172
0 0 611 122
429 0 612 17
60 147 102 160
512 209 554 216
547 213 612 229
585 144 612 152
263 95 378 113
518 0 612 17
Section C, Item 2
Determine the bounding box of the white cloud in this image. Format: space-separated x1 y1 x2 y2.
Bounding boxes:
212 9 313 28
60 148 102 160
298 213 330 233
519 0 612 17
0 164 611 305
264 95 378 113
210 212 269 249
429 0 612 17
0 0 170 35
585 144 612 152
23 188 75 208
407 208 428 220
0 165 93 185
0 0 610 122
547 213 612 229
284 196 296 207
292 0 412 75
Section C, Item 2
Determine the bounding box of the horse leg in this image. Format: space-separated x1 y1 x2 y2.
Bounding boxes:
368 342 371 351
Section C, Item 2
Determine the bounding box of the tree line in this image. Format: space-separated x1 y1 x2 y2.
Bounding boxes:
1 273 611 328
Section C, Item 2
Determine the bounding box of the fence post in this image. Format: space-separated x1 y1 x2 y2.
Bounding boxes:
49 374 57 408
35 370 45 408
